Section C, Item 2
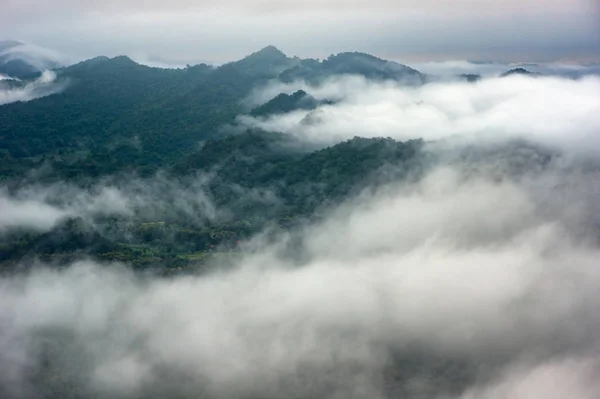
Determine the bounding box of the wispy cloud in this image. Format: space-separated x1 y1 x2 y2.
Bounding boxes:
241 74 600 155
0 71 66 106
2 158 600 398
0 174 218 233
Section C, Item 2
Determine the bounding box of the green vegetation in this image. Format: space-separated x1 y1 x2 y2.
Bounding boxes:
0 46 430 272
250 90 319 116
0 46 427 181
0 131 425 272
280 52 424 84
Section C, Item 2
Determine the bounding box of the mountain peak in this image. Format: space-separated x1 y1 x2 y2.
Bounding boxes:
242 45 288 61
501 68 539 77
228 45 294 77
110 55 138 64
328 52 382 62
257 45 286 56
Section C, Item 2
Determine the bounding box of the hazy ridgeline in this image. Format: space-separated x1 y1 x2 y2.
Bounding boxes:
1 48 600 398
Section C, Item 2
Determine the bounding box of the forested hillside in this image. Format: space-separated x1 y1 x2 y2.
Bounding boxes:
0 47 573 273
0 131 426 272
0 46 424 181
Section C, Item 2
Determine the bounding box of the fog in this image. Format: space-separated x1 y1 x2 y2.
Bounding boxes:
460 358 600 398
2 63 600 398
2 156 600 398
0 42 64 70
0 71 66 106
0 174 218 233
241 74 600 154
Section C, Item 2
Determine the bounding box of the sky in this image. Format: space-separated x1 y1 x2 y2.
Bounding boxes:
0 0 599 65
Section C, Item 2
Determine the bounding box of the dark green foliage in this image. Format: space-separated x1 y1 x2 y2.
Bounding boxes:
226 45 298 78
0 217 115 262
0 56 218 162
250 90 319 116
0 46 427 182
0 131 425 271
501 68 540 77
173 130 424 213
0 55 258 179
279 52 424 84
0 47 430 270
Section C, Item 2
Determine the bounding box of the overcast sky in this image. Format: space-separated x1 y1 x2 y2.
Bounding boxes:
1 0 599 64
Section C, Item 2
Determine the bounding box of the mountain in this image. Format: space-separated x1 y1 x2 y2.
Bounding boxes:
250 90 321 117
458 73 482 82
501 67 540 77
0 40 62 78
1 131 426 269
279 52 424 84
0 46 425 181
228 45 298 78
0 129 561 272
0 55 233 178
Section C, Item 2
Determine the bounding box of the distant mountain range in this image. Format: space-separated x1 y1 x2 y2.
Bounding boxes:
219 45 426 84
0 45 431 180
500 67 541 77
0 43 592 183
0 41 594 273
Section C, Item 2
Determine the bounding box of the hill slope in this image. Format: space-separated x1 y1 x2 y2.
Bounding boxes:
0 46 425 181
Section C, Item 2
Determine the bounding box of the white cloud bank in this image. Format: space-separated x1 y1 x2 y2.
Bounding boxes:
0 175 217 233
1 160 600 398
241 74 600 155
404 60 600 78
460 358 600 399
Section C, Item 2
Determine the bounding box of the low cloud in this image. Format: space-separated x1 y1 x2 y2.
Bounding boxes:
1 157 600 397
459 358 600 399
0 71 67 106
0 174 217 233
405 60 600 78
0 193 68 232
0 42 64 70
241 74 600 155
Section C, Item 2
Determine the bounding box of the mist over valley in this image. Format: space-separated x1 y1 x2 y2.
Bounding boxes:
1 6 600 397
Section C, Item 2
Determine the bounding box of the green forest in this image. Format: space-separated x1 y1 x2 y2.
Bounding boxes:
0 47 432 273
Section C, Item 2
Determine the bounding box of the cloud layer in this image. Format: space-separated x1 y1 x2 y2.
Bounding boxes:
2 154 600 398
405 60 600 79
0 174 218 233
242 74 600 155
